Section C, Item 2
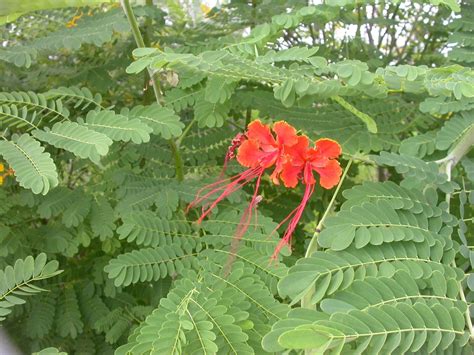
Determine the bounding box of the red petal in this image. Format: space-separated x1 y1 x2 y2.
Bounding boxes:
284 135 309 162
247 120 275 146
278 135 309 187
314 139 342 159
237 139 263 168
314 160 342 189
280 163 302 188
273 121 298 147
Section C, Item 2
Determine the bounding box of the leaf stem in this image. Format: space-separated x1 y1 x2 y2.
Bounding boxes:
442 141 474 340
331 96 378 134
120 0 184 181
304 159 353 259
177 118 196 147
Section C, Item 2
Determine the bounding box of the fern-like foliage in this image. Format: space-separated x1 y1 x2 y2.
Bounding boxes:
373 152 458 193
0 134 58 194
44 86 103 110
399 131 438 158
55 287 84 339
0 91 69 130
89 196 116 240
123 104 184 139
436 111 474 151
266 176 469 353
104 242 200 287
80 110 152 144
0 86 184 194
25 293 57 339
264 301 469 353
32 122 113 163
117 211 194 247
117 264 288 355
1 0 473 353
448 0 474 67
237 91 432 154
0 253 62 321
0 8 129 68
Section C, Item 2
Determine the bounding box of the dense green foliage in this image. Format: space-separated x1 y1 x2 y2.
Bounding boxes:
0 0 473 353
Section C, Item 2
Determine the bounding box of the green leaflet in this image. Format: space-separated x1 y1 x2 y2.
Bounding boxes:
278 241 461 305
104 243 200 287
268 302 468 353
0 134 58 194
436 111 474 151
318 200 448 251
0 253 62 322
194 100 231 128
373 152 459 193
32 121 113 163
33 347 67 355
55 287 84 339
0 91 69 130
45 86 103 110
125 104 184 139
80 110 152 144
117 210 193 247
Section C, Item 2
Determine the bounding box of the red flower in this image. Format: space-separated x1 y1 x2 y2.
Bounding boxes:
279 137 342 188
237 119 298 170
188 120 295 224
187 119 343 262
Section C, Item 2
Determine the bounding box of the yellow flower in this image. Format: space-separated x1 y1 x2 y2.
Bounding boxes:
200 4 212 16
0 163 4 173
66 11 83 28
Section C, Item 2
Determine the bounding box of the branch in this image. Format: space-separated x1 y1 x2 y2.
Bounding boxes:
120 0 184 181
441 125 474 340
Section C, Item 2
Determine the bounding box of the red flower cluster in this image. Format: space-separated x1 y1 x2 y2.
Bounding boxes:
187 120 342 259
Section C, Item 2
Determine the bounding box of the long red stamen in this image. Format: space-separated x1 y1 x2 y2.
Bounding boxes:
268 204 299 240
224 172 263 274
198 167 262 222
187 167 258 213
272 183 315 259
187 166 264 224
186 173 239 214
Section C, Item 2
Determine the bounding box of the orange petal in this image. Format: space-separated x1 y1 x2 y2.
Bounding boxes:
307 147 329 168
237 139 263 168
314 160 342 189
280 162 303 188
314 139 342 159
247 120 275 146
284 135 309 163
273 121 298 147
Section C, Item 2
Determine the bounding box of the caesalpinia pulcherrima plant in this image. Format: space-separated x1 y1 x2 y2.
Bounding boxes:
188 119 342 258
0 0 473 354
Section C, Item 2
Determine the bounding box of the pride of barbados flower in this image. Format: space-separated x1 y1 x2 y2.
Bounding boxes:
187 119 342 259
